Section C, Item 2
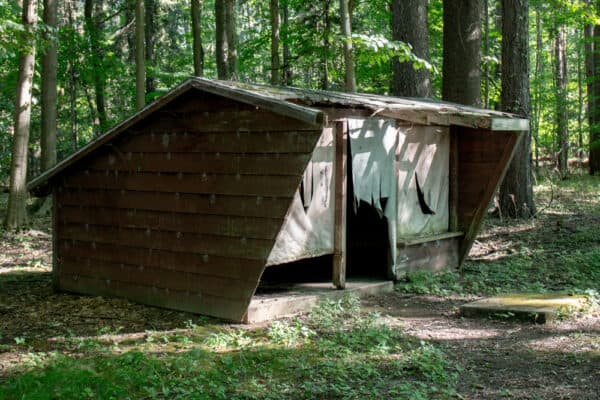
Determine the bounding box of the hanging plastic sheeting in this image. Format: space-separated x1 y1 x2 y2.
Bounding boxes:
266 127 335 266
396 125 450 238
347 118 398 269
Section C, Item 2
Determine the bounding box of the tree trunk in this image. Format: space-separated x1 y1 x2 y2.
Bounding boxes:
591 15 600 174
225 0 237 80
270 0 280 85
321 0 331 90
41 0 57 171
578 29 584 151
282 2 291 85
66 0 78 150
498 0 535 218
191 0 204 76
555 24 568 177
5 0 37 229
215 0 228 79
84 0 107 130
483 0 490 108
533 7 542 170
340 0 356 92
135 0 145 110
145 0 156 93
442 0 482 106
392 0 431 97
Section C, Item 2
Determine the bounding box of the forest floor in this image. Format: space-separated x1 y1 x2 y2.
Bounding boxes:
0 170 599 399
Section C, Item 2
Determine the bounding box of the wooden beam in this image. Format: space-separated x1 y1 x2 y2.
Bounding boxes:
448 126 459 232
333 121 347 289
490 118 530 131
52 188 60 291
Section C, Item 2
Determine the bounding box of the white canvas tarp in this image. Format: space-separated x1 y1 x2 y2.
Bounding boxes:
266 119 450 269
266 128 335 266
347 118 398 265
396 125 450 238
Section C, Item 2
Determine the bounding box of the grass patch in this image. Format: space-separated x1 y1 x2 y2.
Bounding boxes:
396 173 600 298
0 295 459 399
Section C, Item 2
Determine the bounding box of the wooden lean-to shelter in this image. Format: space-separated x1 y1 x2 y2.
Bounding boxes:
29 78 528 322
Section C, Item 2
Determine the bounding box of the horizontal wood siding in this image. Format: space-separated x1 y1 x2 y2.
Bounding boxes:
395 238 459 275
86 152 309 175
54 92 321 321
456 128 520 263
59 206 282 239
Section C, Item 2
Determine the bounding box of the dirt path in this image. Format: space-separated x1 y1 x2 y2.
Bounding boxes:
365 292 600 400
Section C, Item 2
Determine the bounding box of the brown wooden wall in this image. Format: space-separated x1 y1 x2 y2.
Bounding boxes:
456 127 520 261
53 89 322 321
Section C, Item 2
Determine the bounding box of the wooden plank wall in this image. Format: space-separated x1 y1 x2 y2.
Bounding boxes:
456 128 519 263
54 90 321 321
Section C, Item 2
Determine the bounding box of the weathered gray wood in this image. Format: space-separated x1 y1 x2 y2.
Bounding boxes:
395 237 460 275
333 121 347 289
490 118 529 131
397 231 463 247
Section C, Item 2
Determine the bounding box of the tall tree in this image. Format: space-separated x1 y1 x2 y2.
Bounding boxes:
555 24 568 177
282 1 292 85
270 0 280 85
591 8 600 174
191 0 204 76
135 0 145 110
498 0 535 218
5 0 38 229
339 0 356 92
41 0 58 171
392 0 431 97
225 0 237 80
321 0 331 90
442 0 482 106
84 0 107 130
145 0 156 93
215 0 228 79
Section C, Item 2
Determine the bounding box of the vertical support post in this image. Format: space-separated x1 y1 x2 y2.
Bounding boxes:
448 126 459 232
333 120 347 289
52 187 60 290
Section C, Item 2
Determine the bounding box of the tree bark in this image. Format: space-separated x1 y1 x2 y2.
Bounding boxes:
84 0 107 130
215 0 228 79
5 0 37 229
41 0 57 171
340 0 356 92
591 12 600 174
66 0 78 150
442 0 482 106
321 0 331 90
498 0 535 218
270 0 280 85
191 0 204 76
135 0 145 110
225 0 237 80
282 2 291 85
483 0 490 108
392 0 431 97
555 24 568 177
145 0 156 93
